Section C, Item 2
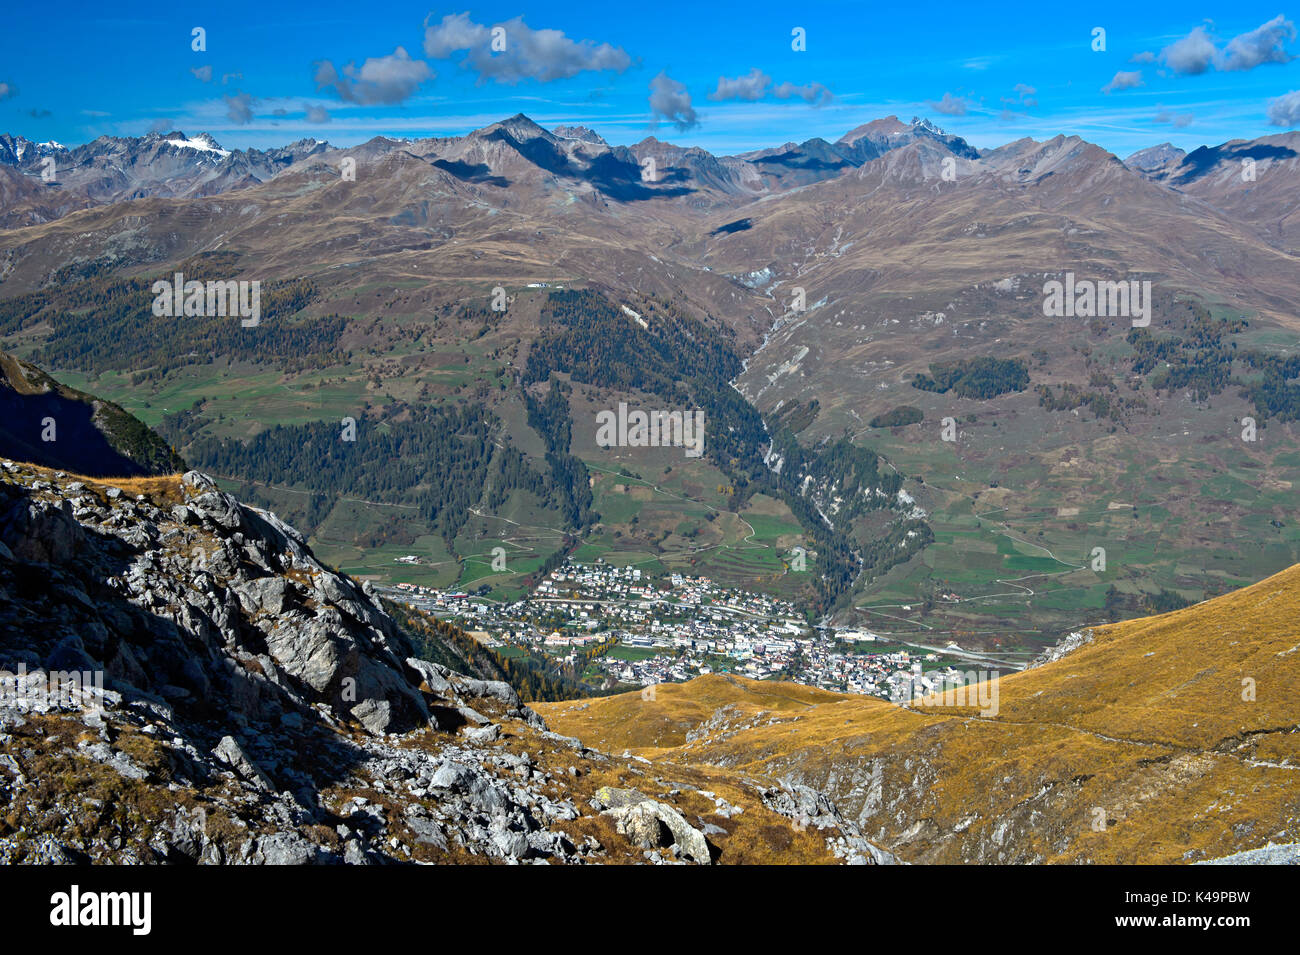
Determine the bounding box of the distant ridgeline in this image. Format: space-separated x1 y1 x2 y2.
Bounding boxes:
523 288 931 613
0 350 184 477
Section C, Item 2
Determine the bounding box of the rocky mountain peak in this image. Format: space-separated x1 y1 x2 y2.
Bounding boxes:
552 125 607 146
838 115 909 143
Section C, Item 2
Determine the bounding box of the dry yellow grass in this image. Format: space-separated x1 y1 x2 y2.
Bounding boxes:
542 564 1300 863
1 459 186 505
537 674 849 753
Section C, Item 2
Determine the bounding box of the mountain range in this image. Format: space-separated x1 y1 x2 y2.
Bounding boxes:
1 112 1298 653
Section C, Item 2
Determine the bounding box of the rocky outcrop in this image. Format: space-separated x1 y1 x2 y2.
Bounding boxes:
0 460 580 863
1026 629 1094 669
0 465 428 735
591 786 714 864
0 460 875 865
760 781 899 865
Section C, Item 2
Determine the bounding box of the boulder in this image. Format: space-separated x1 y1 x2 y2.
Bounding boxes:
600 792 713 864
213 735 274 791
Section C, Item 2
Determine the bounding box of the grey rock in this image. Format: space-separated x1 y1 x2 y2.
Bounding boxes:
602 796 713 864
351 698 392 735
2 498 84 564
457 704 491 726
232 576 290 615
406 657 452 695
246 831 324 865
77 741 148 780
453 677 521 707
492 828 530 859
404 813 448 850
463 723 501 743
1197 842 1300 865
213 735 274 791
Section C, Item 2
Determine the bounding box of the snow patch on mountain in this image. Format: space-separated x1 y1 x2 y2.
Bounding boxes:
166 136 231 158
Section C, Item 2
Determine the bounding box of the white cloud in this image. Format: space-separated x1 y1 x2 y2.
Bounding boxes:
423 12 488 58
1102 71 1144 94
223 91 256 125
708 69 830 106
773 81 832 106
1158 17 1296 75
927 92 971 116
305 104 332 123
423 13 630 84
709 68 771 102
1267 89 1300 126
1222 15 1296 71
1161 26 1219 75
314 47 433 105
649 71 697 131
191 65 213 83
1154 107 1194 128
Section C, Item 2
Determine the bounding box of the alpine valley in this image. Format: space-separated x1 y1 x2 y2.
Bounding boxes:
1 111 1299 865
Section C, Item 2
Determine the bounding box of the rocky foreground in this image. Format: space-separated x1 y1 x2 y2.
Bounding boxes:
0 460 888 864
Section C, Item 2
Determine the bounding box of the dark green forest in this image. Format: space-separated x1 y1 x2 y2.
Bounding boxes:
164 401 501 546
522 289 931 613
523 378 595 529
0 254 345 381
869 405 924 428
912 357 1030 399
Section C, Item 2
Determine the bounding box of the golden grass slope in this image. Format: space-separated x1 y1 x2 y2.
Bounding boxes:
538 563 1300 863
1 459 186 505
538 675 849 755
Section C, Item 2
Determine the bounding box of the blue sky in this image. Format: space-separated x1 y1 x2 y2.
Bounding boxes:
3 2 1300 157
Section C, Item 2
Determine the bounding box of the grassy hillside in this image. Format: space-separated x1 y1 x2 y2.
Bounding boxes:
538 562 1300 863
